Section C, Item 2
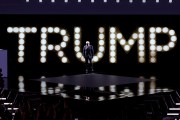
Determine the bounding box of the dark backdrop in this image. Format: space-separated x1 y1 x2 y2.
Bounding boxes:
0 15 179 84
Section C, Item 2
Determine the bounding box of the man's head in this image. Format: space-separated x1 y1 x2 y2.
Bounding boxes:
86 41 90 45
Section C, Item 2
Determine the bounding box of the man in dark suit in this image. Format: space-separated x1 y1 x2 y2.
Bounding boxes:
83 41 94 73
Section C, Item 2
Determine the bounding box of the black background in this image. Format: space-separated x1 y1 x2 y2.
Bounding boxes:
0 15 179 82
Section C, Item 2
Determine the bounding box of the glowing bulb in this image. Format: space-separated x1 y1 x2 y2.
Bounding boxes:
99 27 104 33
60 30 66 35
99 46 105 52
117 33 122 39
110 39 115 44
48 27 53 33
128 39 134 45
110 57 116 63
54 27 60 33
75 27 80 33
99 40 104 45
138 27 144 33
62 57 68 63
58 51 64 57
61 42 66 48
120 39 126 45
124 45 130 51
110 27 116 33
75 34 80 39
150 27 155 33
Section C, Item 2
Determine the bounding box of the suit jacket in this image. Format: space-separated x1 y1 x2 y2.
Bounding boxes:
83 45 94 59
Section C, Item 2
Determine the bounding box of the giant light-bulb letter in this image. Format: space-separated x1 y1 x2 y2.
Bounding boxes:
149 27 177 63
109 27 145 63
7 27 37 63
74 27 105 63
40 27 69 63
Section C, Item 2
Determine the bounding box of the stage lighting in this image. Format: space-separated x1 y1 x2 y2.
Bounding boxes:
75 46 80 52
54 27 60 33
60 29 66 36
171 36 177 42
120 39 126 45
58 51 64 57
109 27 145 63
169 30 175 35
168 42 175 48
74 95 81 100
18 76 25 92
117 33 122 39
76 52 82 58
132 33 138 39
48 27 54 33
8 27 38 63
40 27 69 63
156 27 162 33
149 27 177 63
25 27 31 33
48 45 54 50
128 39 135 45
62 57 68 63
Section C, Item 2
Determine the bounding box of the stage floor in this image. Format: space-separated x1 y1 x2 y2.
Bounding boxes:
1 73 177 101
32 73 152 87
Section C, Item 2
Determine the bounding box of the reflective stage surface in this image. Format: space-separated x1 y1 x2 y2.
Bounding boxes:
1 73 178 101
1 72 180 120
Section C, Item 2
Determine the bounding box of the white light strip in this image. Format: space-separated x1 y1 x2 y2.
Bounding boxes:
109 85 116 92
93 27 105 62
169 108 180 110
26 0 174 3
74 95 81 99
169 0 173 3
74 27 84 62
129 0 133 3
18 75 25 92
99 86 105 91
156 0 159 3
7 108 19 110
176 103 180 105
74 86 81 90
167 113 179 116
0 98 6 100
109 95 116 99
4 103 13 105
98 96 105 101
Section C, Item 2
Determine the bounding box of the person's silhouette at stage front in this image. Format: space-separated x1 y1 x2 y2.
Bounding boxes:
83 41 94 74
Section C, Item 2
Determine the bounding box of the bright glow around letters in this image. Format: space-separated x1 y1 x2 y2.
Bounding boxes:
7 26 177 64
40 27 69 63
149 27 177 63
109 27 145 63
7 27 37 63
74 27 105 63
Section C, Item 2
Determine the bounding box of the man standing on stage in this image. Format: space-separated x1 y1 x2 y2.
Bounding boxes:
83 41 94 73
